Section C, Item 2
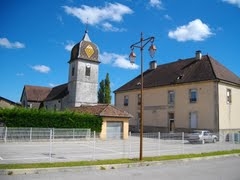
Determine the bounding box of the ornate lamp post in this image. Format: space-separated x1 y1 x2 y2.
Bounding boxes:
129 32 156 160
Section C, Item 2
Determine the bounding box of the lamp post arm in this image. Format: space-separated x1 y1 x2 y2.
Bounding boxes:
130 36 155 50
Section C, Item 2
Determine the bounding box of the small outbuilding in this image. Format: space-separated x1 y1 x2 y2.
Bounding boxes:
71 104 132 139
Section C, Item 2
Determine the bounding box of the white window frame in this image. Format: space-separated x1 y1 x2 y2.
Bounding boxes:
226 89 232 104
189 89 197 103
168 90 175 105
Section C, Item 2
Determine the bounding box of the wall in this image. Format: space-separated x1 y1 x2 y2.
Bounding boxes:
68 59 99 107
0 99 16 109
115 81 217 132
218 82 240 131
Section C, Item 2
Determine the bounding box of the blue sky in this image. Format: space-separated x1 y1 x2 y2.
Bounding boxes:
1 0 240 103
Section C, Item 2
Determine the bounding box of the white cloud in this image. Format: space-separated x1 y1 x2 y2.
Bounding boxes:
102 22 126 32
149 0 163 9
57 15 64 24
0 38 25 49
48 83 56 87
222 0 240 8
65 41 75 51
168 19 213 42
16 73 24 76
31 65 51 73
63 3 133 31
99 52 139 69
164 14 172 20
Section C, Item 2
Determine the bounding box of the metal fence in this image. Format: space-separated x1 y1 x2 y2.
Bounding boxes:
0 127 239 164
0 127 91 142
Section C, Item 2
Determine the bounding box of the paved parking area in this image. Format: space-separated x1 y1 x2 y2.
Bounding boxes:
0 136 239 164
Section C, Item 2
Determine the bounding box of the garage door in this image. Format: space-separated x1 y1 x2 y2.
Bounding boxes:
107 122 123 139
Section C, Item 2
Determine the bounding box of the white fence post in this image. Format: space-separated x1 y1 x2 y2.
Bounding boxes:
93 131 96 160
182 132 185 154
158 132 161 156
128 131 131 158
52 128 55 142
4 127 7 143
73 129 75 140
30 127 32 142
49 129 52 162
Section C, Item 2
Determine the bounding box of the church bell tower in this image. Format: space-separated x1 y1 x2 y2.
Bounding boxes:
67 30 100 107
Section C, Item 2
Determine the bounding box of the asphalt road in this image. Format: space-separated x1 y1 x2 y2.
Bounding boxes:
1 156 240 180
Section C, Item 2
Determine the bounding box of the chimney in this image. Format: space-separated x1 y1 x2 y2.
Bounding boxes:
195 50 202 60
149 60 157 70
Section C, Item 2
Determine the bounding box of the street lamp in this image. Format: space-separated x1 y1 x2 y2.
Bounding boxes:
129 32 156 161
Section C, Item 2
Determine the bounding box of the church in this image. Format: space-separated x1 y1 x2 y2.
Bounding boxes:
20 30 131 139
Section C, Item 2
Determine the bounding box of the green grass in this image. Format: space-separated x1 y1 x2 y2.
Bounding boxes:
0 149 239 170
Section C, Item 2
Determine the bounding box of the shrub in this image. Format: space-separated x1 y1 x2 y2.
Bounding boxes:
0 108 102 132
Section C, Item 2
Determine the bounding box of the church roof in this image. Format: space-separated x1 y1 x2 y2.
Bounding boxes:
70 30 99 63
70 104 133 118
21 85 52 102
45 83 68 101
114 54 240 93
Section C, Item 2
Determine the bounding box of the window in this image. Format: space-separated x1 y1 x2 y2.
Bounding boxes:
168 90 175 105
85 65 91 76
124 95 129 106
189 89 197 103
71 66 75 76
226 89 232 104
137 94 141 105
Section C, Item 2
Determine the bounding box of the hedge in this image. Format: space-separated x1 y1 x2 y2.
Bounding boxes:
0 108 102 132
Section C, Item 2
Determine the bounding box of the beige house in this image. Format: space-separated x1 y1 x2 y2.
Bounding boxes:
19 30 131 139
0 96 21 109
114 51 240 134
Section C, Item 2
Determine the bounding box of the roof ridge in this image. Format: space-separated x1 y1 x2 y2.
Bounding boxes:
206 55 217 79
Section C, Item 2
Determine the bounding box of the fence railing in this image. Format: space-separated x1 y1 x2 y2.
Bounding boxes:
0 127 91 142
0 127 239 164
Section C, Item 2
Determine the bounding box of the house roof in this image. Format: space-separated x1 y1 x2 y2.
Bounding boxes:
0 96 21 106
21 85 52 102
70 104 133 118
45 83 68 101
114 54 240 93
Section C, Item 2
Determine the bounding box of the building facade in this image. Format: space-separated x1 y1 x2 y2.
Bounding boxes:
114 51 240 134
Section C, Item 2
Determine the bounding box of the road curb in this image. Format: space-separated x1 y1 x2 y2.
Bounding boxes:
0 154 239 176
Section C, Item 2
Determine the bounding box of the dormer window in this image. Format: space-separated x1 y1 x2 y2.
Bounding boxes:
177 74 184 80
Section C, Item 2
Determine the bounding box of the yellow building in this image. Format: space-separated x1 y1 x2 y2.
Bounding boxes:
114 51 240 134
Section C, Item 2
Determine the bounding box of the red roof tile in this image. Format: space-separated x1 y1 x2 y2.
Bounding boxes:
71 104 133 118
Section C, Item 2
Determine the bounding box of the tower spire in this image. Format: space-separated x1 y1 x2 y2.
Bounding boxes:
82 18 91 42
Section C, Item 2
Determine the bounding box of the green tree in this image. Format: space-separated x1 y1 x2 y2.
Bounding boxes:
98 80 105 103
104 73 111 104
98 73 111 104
